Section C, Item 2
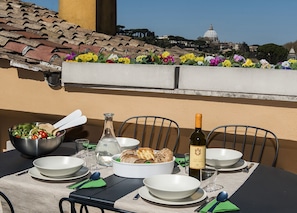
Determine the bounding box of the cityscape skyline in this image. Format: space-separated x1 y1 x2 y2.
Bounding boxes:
24 0 297 46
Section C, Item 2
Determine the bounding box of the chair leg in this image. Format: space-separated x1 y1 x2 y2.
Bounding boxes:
0 192 14 213
79 204 89 213
59 197 76 213
79 205 105 213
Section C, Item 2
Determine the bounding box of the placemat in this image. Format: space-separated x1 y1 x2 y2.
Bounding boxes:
115 162 258 213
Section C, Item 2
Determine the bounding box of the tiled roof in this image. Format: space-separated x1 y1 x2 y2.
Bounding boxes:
0 0 187 73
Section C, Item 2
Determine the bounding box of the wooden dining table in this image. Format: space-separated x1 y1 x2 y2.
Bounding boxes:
0 142 296 213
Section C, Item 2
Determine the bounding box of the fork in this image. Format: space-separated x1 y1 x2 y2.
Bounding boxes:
194 196 215 212
242 163 254 173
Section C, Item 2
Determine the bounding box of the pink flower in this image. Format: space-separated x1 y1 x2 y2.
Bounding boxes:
210 56 224 66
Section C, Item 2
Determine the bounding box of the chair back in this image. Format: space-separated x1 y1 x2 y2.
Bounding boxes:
117 116 180 153
206 125 279 167
0 191 14 213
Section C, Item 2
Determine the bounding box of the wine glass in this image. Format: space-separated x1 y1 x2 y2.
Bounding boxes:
201 167 223 192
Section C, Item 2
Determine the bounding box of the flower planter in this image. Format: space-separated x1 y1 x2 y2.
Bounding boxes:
178 66 297 96
61 62 178 89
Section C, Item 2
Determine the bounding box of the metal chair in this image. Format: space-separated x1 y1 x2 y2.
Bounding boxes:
117 116 180 153
206 125 279 167
0 191 14 213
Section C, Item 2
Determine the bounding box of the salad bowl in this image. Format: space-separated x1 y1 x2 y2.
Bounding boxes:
8 122 66 157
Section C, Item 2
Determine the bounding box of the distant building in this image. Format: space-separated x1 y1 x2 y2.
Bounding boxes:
203 24 219 43
288 47 296 59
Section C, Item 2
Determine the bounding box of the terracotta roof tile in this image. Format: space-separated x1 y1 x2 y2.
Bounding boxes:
0 0 187 73
4 41 27 54
16 37 40 47
0 30 23 39
14 30 43 39
0 35 10 46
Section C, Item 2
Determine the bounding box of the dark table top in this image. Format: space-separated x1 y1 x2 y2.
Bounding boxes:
0 142 75 177
1 144 297 212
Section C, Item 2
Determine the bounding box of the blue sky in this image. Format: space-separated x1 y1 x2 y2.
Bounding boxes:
24 0 297 45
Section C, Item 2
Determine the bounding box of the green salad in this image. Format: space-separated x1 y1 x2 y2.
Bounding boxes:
10 123 55 139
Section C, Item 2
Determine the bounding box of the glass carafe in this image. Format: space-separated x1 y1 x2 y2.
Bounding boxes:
95 113 121 166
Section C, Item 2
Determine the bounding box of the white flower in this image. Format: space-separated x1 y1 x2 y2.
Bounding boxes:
197 61 204 66
107 53 119 61
260 59 271 69
281 61 290 68
204 56 215 63
260 59 269 65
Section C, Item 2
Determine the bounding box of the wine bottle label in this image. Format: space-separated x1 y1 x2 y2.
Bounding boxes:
189 145 206 169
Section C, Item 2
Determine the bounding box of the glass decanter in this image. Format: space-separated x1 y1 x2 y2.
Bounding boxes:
95 113 121 166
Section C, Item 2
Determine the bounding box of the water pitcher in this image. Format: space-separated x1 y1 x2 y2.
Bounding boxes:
95 113 121 166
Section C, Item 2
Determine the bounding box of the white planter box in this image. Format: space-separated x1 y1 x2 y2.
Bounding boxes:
179 66 297 96
62 62 177 89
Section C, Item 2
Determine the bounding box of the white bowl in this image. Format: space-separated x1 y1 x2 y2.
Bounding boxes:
33 156 84 177
112 154 174 178
143 174 200 200
206 148 243 167
116 137 140 151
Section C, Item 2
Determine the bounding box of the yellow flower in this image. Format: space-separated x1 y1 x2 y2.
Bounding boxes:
75 52 98 62
288 59 297 64
161 51 170 58
180 53 196 63
136 55 147 63
222 59 232 67
118 57 130 64
242 59 255 67
195 56 204 62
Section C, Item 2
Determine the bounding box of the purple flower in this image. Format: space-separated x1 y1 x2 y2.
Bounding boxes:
65 52 76 61
233 54 245 62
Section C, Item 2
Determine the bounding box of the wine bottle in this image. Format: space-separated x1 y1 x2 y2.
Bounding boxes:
189 113 206 180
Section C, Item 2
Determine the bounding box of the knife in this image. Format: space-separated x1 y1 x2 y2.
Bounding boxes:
194 196 215 212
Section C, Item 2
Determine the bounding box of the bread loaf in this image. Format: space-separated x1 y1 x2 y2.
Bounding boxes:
154 148 173 163
136 147 155 160
120 147 173 163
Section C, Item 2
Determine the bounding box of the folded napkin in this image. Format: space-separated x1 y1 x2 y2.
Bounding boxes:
200 199 239 213
68 178 106 189
83 143 97 150
175 157 187 167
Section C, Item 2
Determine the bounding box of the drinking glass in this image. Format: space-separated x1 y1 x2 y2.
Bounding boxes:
75 138 89 158
85 150 100 172
184 153 190 174
201 167 223 192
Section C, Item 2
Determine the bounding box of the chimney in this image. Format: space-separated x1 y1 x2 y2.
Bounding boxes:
58 0 116 35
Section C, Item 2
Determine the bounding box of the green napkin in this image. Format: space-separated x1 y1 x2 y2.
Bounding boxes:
200 199 240 213
83 143 97 150
68 178 106 189
175 157 187 167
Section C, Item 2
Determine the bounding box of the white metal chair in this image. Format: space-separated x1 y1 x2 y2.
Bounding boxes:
117 116 180 153
206 124 279 167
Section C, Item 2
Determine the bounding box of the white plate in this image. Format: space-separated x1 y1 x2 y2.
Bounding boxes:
206 159 248 171
138 186 207 205
28 166 89 181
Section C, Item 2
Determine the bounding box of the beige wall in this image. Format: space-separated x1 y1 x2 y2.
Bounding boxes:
59 0 96 30
1 63 297 174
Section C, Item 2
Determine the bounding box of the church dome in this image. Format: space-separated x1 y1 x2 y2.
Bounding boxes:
203 24 219 42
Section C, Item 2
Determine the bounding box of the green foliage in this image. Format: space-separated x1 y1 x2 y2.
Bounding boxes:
257 43 288 64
